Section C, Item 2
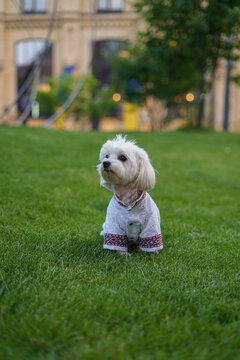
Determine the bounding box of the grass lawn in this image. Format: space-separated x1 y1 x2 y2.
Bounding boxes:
0 125 240 360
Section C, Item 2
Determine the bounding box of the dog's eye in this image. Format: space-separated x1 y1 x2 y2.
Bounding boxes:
105 155 109 158
118 155 127 162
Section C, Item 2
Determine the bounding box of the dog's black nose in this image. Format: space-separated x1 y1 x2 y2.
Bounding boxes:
103 161 111 169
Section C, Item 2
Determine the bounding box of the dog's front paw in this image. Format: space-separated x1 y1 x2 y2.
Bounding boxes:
117 251 131 256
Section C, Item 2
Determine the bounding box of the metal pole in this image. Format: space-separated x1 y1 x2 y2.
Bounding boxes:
223 58 230 131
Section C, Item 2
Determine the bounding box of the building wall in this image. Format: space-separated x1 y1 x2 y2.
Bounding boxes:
0 0 139 117
0 0 239 131
211 59 240 132
213 61 226 131
229 61 240 132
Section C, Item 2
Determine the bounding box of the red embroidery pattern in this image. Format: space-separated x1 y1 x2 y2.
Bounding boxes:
114 191 147 208
104 233 128 248
139 234 162 249
134 191 147 207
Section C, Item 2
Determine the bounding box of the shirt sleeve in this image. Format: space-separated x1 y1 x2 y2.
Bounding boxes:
102 198 128 252
139 200 163 252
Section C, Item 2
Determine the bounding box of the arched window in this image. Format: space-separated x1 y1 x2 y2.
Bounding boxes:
92 40 127 119
97 0 124 12
15 39 52 113
92 40 126 87
15 40 48 67
22 0 48 13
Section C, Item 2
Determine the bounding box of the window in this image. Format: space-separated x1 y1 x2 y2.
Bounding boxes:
93 40 126 87
97 0 123 12
15 39 52 114
22 0 47 13
92 40 127 119
15 40 47 66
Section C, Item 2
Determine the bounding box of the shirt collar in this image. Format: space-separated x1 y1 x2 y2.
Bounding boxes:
114 191 146 209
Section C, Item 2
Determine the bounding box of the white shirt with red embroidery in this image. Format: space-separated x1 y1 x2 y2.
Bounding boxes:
102 191 163 252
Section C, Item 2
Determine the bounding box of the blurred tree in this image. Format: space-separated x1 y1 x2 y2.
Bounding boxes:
69 75 117 129
113 0 240 127
36 74 117 129
36 74 73 116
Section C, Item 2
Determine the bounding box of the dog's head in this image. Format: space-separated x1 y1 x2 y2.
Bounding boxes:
97 135 155 192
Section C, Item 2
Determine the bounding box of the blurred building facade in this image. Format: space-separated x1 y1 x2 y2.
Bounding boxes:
0 0 139 125
209 60 240 132
0 0 239 131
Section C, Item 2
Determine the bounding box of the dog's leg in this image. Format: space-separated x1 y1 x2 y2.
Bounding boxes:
117 250 131 256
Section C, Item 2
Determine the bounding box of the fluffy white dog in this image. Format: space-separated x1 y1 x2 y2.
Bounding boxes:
97 135 163 254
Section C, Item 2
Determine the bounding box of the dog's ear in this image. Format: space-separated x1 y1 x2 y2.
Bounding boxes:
96 164 114 192
134 149 155 191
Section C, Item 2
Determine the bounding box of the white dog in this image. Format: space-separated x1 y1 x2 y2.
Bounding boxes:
97 135 163 254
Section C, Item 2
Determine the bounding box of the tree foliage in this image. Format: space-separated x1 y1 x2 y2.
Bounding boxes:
69 75 116 128
113 0 240 125
36 74 117 128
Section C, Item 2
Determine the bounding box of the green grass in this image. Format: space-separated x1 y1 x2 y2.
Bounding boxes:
0 125 240 360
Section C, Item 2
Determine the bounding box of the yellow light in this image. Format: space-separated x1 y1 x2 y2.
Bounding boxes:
169 40 177 47
38 83 51 93
186 93 194 102
113 93 121 102
119 50 130 58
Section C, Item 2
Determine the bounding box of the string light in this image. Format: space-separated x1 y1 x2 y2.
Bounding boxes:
169 40 177 47
119 50 130 58
38 84 51 93
113 93 121 102
186 93 194 102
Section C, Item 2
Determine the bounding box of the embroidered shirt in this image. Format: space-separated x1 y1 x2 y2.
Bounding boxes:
102 191 163 252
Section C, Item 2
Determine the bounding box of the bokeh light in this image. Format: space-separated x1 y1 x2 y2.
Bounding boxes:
186 93 194 102
113 93 121 102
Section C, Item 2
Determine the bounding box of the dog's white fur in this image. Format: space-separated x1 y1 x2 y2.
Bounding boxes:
97 135 155 199
97 135 160 254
